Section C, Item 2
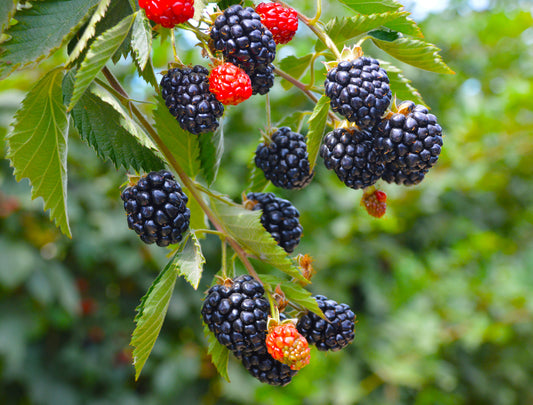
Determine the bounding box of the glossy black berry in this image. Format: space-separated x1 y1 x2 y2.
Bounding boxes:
160 65 224 135
255 127 314 190
246 192 302 254
374 101 444 186
249 63 275 95
121 170 190 247
324 57 391 129
201 275 270 357
297 295 356 352
241 350 298 386
210 5 276 75
319 127 385 190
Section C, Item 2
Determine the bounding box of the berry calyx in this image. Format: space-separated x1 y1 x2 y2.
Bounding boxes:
256 2 298 45
209 62 252 105
139 0 194 28
361 188 387 218
266 322 310 370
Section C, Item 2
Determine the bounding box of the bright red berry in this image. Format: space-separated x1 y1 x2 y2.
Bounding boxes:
266 322 311 370
139 0 194 29
255 3 298 45
361 188 387 218
209 62 252 106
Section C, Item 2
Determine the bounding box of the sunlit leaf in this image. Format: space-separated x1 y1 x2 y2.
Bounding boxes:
307 95 330 171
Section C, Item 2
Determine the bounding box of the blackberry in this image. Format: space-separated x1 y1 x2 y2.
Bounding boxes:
254 127 314 190
375 101 443 186
160 65 224 135
297 295 356 352
324 57 391 129
121 170 190 247
241 350 298 386
201 275 270 357
245 192 302 254
210 4 276 74
249 63 275 95
319 127 385 190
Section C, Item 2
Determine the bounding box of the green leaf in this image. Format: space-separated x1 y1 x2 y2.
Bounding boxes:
152 97 202 179
379 60 425 106
210 199 307 283
0 1 17 35
384 14 423 38
67 0 111 65
6 68 71 237
0 0 100 79
63 71 165 172
278 54 313 90
338 0 403 15
135 56 159 88
68 12 135 110
203 323 230 382
246 164 269 193
198 127 224 186
177 233 205 289
371 35 455 74
306 95 330 171
131 9 151 71
184 189 208 232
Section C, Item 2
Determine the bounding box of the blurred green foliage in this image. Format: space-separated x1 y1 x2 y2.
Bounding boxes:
1 1 533 404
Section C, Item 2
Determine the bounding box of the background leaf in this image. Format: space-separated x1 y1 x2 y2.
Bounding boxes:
278 54 313 90
379 59 425 105
306 95 330 171
203 323 230 382
338 0 403 15
5 67 71 237
198 127 224 186
0 0 17 35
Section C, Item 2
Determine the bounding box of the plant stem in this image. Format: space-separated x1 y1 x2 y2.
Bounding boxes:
101 66 262 284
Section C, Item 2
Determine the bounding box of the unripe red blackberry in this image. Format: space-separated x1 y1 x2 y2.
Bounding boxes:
319 127 385 190
245 192 303 254
324 56 391 129
374 101 444 186
139 0 194 28
254 127 314 190
296 295 356 352
201 275 270 357
160 65 224 135
208 62 252 106
255 2 298 45
121 170 190 247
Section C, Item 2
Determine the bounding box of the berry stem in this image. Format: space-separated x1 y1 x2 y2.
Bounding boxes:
308 0 323 25
265 93 272 132
170 29 183 64
101 66 263 285
221 237 228 279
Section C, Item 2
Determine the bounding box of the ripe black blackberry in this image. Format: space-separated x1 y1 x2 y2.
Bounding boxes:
324 57 391 129
254 127 314 190
297 295 356 352
121 170 190 247
201 275 270 357
241 350 298 386
210 4 276 74
160 65 224 135
245 192 302 254
249 63 275 95
319 127 385 190
374 101 443 186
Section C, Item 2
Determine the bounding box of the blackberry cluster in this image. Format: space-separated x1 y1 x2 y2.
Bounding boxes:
324 57 391 130
246 192 303 254
160 65 224 134
241 350 297 386
297 295 356 352
375 101 444 186
319 127 385 190
255 127 314 190
121 170 190 247
210 4 276 94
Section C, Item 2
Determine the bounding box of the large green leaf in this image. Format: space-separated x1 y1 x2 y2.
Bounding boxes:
384 14 422 38
152 97 202 179
338 0 403 15
6 68 71 237
306 95 330 171
0 0 16 35
379 60 425 106
177 233 205 290
210 199 307 283
371 35 455 74
0 0 100 79
203 323 230 382
131 9 151 71
278 54 314 90
68 12 135 110
63 71 164 172
198 127 224 186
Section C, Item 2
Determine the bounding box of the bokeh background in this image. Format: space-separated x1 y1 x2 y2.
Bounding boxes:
1 0 533 403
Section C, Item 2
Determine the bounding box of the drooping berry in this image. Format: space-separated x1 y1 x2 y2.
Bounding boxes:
201 275 270 357
160 65 224 135
266 322 310 370
297 295 356 352
241 350 298 386
248 63 275 95
255 2 298 45
319 127 386 190
139 0 194 28
210 4 276 74
324 57 391 129
208 62 252 105
121 170 190 247
255 127 314 190
374 101 444 186
245 192 303 254
361 188 387 218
